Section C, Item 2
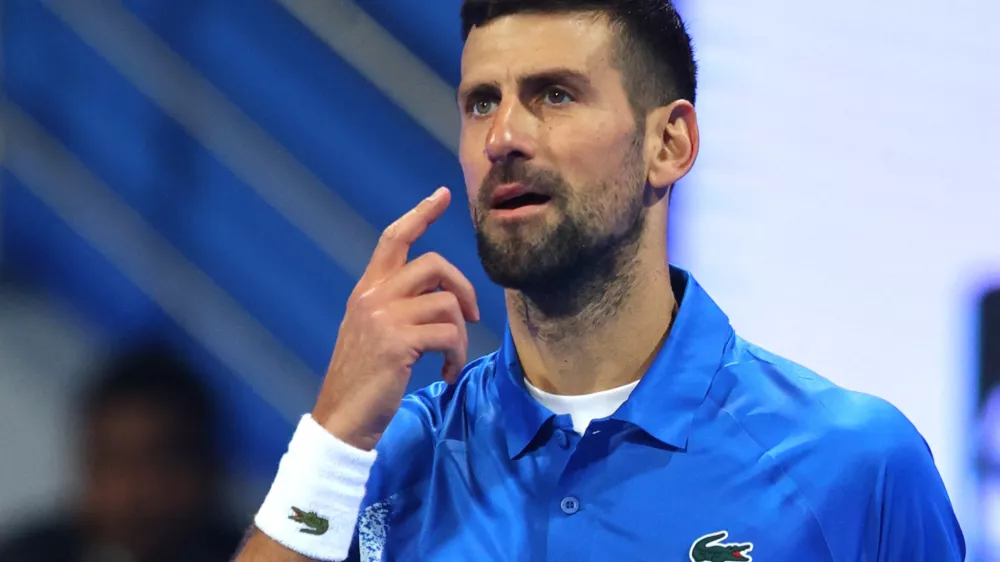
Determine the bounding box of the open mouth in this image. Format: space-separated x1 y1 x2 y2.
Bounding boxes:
493 192 551 210
489 182 552 213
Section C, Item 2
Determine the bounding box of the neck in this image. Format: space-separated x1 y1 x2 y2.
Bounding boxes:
506 259 677 396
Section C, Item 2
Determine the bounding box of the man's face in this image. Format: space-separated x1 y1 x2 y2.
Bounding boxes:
458 12 649 295
82 399 211 557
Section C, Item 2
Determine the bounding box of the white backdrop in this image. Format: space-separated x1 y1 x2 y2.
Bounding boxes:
674 1 1000 554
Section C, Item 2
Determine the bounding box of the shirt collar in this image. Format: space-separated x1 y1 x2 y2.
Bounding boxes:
493 266 734 458
495 322 553 459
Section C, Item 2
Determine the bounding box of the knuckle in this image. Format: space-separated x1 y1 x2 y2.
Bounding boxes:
460 281 475 299
444 324 463 347
379 224 401 245
439 290 460 308
368 307 391 327
376 311 407 341
352 287 380 312
422 251 444 267
355 296 396 332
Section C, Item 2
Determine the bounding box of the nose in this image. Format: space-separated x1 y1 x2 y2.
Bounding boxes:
484 99 537 164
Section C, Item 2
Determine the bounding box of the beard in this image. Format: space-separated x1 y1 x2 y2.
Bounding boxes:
472 138 647 319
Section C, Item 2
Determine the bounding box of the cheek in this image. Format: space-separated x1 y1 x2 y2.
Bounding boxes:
559 152 626 203
459 154 488 204
550 123 634 184
464 173 483 203
568 150 645 218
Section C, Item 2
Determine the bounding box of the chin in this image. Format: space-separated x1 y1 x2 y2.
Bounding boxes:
477 239 568 292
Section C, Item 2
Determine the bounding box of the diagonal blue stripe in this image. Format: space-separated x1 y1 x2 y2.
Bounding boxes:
5 0 352 372
117 0 508 339
354 0 464 87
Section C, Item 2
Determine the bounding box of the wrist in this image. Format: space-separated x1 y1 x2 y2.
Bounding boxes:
314 412 381 452
254 414 377 560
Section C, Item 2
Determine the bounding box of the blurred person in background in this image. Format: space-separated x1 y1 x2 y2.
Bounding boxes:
979 288 1000 559
0 345 241 562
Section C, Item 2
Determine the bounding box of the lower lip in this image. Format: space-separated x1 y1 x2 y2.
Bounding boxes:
489 203 550 220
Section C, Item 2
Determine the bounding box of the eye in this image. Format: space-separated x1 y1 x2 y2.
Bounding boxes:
542 87 574 105
468 98 498 117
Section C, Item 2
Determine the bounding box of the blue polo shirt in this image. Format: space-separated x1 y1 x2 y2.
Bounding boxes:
347 267 964 561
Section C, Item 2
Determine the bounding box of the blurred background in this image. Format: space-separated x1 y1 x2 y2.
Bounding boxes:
0 0 995 560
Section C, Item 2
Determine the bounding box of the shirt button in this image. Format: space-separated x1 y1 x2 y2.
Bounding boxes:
555 429 569 449
560 496 580 515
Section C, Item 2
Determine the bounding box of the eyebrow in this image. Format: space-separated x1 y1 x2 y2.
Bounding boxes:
457 67 593 106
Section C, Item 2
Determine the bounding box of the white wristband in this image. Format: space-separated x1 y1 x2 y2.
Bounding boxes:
255 414 378 561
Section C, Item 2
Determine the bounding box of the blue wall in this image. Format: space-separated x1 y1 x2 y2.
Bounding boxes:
1 0 503 483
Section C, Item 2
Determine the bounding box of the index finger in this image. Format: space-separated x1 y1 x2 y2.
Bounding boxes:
366 187 451 280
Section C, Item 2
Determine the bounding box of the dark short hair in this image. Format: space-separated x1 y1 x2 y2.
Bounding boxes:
80 344 217 461
460 0 697 118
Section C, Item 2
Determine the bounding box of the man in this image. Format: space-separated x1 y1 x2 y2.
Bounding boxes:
0 345 241 562
237 1 965 560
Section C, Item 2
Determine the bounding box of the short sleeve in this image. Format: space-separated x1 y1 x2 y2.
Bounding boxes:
345 381 454 561
872 416 965 560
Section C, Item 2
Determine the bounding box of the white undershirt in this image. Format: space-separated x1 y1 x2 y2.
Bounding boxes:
524 378 640 435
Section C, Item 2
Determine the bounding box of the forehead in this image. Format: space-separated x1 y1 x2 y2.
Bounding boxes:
460 12 616 85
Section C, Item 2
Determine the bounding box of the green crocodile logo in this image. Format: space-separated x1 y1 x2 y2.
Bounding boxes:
288 507 329 536
689 530 753 562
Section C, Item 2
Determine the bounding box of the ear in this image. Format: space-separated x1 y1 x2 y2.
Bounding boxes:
645 100 699 191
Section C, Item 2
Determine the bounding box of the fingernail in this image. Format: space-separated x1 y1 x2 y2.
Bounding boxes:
428 187 445 201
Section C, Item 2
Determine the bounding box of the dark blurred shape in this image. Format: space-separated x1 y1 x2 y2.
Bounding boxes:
981 289 1000 409
0 344 242 562
979 289 1000 469
979 288 1000 561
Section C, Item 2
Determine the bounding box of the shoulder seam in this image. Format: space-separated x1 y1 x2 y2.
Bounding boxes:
739 346 841 420
705 359 837 560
